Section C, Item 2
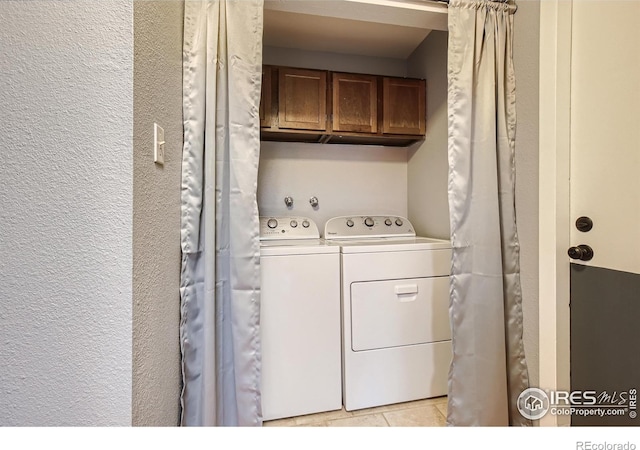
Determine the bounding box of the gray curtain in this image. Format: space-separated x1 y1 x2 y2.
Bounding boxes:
179 0 264 426
446 0 531 426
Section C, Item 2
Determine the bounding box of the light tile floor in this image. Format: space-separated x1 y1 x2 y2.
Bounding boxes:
264 396 448 427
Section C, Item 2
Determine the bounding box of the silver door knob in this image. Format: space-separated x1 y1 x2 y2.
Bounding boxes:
309 196 319 208
284 196 293 208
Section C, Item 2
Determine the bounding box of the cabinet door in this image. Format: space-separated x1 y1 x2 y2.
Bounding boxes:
278 68 327 131
382 77 426 135
260 66 272 128
332 73 378 133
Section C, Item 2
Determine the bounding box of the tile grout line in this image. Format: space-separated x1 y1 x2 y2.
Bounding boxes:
435 406 447 425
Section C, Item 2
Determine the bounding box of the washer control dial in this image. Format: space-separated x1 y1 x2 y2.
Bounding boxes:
364 217 375 227
395 218 404 227
260 216 319 240
384 218 392 226
346 219 354 228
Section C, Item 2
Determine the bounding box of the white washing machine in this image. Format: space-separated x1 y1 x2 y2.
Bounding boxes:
324 215 453 411
259 216 342 421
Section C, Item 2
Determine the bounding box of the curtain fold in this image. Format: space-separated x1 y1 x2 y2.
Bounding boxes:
179 0 264 426
446 0 531 426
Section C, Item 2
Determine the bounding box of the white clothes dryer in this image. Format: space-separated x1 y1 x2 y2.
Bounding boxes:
324 215 452 411
259 216 342 421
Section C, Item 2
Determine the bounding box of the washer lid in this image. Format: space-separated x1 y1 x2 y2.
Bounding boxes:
260 239 340 256
335 237 451 253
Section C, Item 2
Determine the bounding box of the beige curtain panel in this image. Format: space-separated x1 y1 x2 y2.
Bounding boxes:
446 0 531 426
179 0 264 426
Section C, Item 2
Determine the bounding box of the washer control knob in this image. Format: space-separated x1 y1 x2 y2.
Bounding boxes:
346 219 354 228
267 218 278 229
364 217 375 227
395 218 404 227
384 218 392 226
302 220 310 228
290 220 298 228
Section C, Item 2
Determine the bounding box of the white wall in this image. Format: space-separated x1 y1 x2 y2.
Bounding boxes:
406 31 450 240
260 47 409 231
133 0 184 426
263 46 407 77
0 1 133 426
259 142 408 229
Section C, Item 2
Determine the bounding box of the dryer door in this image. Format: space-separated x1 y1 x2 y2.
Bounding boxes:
350 276 451 352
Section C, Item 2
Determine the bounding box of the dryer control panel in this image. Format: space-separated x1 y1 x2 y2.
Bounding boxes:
324 215 415 240
259 216 320 240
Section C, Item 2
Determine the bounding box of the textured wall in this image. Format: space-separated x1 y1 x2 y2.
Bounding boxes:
133 0 184 426
513 0 540 390
0 1 133 426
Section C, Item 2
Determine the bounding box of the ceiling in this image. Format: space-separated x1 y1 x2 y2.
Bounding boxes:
263 0 448 59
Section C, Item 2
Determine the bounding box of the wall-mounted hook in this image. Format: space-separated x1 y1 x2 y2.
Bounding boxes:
309 196 319 208
284 196 293 208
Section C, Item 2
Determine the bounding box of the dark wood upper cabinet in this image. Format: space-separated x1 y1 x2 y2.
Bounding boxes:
332 72 378 134
382 77 426 136
278 67 327 131
260 66 426 146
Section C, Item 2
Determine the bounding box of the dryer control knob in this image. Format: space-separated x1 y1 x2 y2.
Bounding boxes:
290 220 298 228
302 220 310 228
267 218 278 229
395 218 404 227
384 218 392 226
346 219 354 228
364 217 374 227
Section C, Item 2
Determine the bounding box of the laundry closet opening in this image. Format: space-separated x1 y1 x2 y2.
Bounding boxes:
258 0 451 427
258 3 450 239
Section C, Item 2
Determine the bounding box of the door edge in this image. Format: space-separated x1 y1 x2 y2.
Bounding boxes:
538 0 573 427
